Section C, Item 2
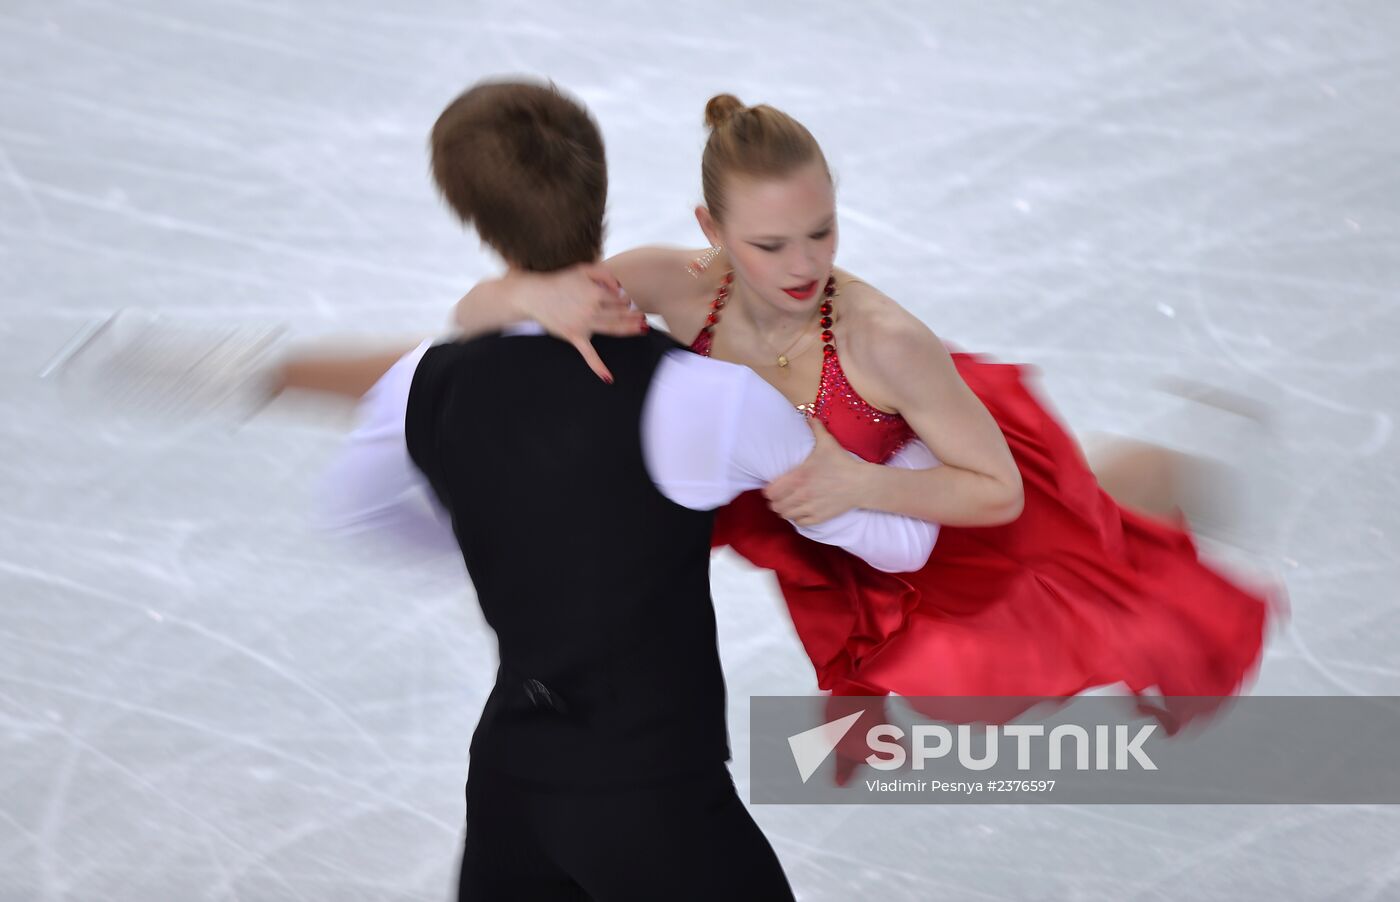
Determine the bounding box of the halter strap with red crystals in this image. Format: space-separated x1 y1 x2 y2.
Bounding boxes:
705 272 838 365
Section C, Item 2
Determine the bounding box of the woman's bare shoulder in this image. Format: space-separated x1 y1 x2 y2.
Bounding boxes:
831 271 955 413
834 271 939 349
608 246 715 322
608 244 692 273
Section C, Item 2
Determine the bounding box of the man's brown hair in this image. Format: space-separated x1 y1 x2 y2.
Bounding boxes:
430 80 606 271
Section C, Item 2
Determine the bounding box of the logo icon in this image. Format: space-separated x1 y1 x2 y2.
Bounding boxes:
787 710 864 783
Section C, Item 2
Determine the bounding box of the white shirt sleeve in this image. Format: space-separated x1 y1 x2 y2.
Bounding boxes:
642 350 940 573
318 337 940 574
312 339 460 557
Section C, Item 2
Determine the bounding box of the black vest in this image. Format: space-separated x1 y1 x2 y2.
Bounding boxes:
405 331 728 784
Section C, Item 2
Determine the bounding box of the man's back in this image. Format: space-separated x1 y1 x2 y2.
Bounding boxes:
405 331 728 784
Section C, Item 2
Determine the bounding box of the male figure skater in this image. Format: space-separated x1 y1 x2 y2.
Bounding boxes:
319 79 940 901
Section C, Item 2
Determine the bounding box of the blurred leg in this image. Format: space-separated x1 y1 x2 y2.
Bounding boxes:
1084 437 1188 522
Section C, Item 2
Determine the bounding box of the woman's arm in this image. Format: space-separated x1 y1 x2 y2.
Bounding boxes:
273 342 423 400
854 318 1023 525
450 264 621 336
765 303 1023 528
450 247 706 380
600 246 710 326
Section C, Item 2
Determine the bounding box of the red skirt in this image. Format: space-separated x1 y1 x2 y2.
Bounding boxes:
713 353 1279 732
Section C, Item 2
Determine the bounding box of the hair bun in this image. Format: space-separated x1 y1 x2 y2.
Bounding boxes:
704 94 745 130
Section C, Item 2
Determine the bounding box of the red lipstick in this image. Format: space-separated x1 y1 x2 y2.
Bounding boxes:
783 280 818 300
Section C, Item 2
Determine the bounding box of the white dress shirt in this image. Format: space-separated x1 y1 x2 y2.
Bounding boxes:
317 325 941 573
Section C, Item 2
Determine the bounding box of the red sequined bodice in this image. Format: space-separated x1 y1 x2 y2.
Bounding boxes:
689 328 914 464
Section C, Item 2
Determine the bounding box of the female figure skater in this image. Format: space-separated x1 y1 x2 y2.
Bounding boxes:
443 94 1277 748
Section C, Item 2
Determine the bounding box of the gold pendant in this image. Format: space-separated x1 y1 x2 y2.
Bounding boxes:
777 355 789 368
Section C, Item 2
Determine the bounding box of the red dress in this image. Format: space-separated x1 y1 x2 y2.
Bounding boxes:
691 328 1277 734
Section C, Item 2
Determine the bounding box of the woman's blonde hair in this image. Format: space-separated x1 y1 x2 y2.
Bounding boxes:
700 93 830 222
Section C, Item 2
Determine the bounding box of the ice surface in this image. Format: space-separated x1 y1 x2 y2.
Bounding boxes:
2 1 1397 899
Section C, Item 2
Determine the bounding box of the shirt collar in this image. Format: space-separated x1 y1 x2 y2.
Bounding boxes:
502 320 546 337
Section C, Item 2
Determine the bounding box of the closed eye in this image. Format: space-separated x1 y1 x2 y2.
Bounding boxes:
810 229 832 240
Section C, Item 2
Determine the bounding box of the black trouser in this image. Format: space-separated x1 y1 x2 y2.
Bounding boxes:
456 762 795 901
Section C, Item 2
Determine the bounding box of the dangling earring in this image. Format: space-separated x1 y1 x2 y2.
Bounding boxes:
686 245 722 278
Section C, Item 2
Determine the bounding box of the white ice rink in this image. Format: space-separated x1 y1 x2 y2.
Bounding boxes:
3 1 1398 899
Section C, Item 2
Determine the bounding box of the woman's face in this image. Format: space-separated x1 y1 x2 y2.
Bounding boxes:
707 160 838 314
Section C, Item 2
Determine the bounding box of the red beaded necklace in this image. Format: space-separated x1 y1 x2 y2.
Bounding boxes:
704 271 838 368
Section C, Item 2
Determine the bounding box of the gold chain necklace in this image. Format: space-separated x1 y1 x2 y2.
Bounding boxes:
705 273 838 368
